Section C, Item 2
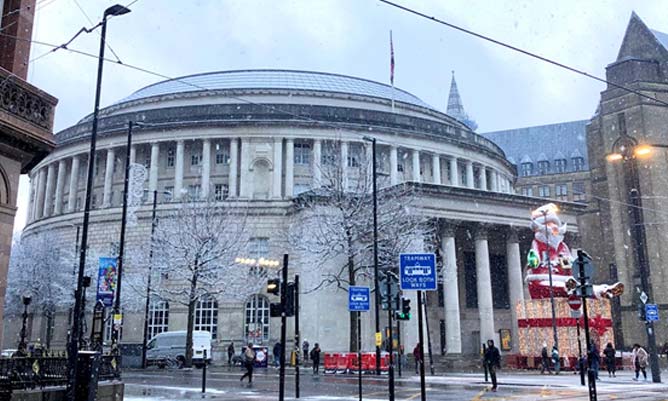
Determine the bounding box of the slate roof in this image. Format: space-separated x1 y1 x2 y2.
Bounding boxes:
116 69 436 111
482 120 589 175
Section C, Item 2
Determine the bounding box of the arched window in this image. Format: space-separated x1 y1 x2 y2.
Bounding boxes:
195 295 218 340
148 299 169 340
245 295 270 343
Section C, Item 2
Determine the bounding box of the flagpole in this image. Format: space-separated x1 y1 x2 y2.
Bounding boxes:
390 30 395 112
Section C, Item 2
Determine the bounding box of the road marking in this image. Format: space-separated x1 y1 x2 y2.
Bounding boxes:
471 389 486 401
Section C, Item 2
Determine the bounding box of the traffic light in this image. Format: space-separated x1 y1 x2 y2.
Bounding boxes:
285 282 296 317
267 278 280 296
270 302 283 317
380 271 399 310
395 297 411 320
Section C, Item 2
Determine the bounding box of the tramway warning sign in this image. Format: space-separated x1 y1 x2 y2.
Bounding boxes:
399 253 437 291
348 286 370 312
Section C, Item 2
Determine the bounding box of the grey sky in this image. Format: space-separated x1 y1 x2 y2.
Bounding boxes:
14 0 668 231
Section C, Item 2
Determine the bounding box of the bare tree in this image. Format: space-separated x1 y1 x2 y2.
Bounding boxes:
148 196 249 367
288 140 432 351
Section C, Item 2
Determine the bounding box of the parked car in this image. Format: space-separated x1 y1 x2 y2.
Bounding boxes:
146 330 212 368
0 349 17 358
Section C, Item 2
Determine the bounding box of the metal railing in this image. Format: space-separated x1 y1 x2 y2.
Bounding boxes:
0 355 121 390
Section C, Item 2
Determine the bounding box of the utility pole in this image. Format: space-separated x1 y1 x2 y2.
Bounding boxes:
279 254 288 401
295 274 300 399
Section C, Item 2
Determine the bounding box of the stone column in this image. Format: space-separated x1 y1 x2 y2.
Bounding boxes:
68 155 80 212
273 138 283 198
506 229 524 353
239 138 250 198
201 139 211 198
390 145 398 185
490 170 498 192
229 138 239 198
340 141 348 190
129 145 136 165
474 227 495 343
149 143 160 195
441 223 462 353
174 140 184 200
313 139 322 187
103 148 115 207
285 138 294 197
448 157 459 187
43 164 55 217
432 154 441 185
35 168 46 218
480 166 488 191
53 160 66 215
27 175 35 221
411 149 420 182
466 160 474 189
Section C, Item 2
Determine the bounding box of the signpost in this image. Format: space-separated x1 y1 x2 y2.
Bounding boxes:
400 253 436 401
645 304 659 322
568 295 585 386
348 287 369 401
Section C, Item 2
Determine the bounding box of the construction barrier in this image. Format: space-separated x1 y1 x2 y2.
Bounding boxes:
322 352 396 374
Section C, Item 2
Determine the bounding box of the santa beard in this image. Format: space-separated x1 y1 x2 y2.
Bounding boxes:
535 231 564 250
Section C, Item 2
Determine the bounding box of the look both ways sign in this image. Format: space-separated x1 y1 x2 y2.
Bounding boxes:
399 253 437 291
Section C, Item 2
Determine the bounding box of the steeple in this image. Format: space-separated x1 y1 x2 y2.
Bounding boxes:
446 71 477 131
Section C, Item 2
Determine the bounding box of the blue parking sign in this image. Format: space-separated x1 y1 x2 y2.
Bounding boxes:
349 286 370 311
645 304 659 322
400 253 437 291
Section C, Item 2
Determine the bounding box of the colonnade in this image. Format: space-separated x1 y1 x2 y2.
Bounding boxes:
27 137 515 223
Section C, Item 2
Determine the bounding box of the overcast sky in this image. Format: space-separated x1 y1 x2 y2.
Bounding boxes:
14 0 668 231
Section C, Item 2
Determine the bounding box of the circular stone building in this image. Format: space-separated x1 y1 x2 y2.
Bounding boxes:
13 70 584 360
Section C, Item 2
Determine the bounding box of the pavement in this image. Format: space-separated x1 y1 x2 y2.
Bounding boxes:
121 366 668 400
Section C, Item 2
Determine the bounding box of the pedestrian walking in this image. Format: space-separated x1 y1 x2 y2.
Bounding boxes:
227 341 235 365
540 343 552 374
551 346 561 375
273 341 281 367
310 343 321 375
483 339 501 392
589 341 600 380
240 343 256 384
603 343 616 377
302 340 310 367
632 343 648 381
413 343 423 374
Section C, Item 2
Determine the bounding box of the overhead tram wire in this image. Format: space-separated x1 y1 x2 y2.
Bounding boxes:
9 27 667 220
71 0 123 64
377 0 668 109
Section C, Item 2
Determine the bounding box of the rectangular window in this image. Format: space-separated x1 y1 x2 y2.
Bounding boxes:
520 163 533 177
537 160 550 175
215 144 230 165
521 187 533 197
555 183 568 201
187 185 200 198
538 185 550 198
191 152 201 166
554 159 566 173
573 181 586 202
214 184 229 200
572 157 585 171
167 148 175 167
249 237 270 258
294 142 311 165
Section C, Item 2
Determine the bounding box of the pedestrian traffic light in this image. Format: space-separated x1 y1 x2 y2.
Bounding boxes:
285 282 296 317
267 278 280 296
270 302 283 317
394 297 411 320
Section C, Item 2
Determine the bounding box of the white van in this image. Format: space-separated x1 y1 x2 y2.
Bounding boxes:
146 330 212 368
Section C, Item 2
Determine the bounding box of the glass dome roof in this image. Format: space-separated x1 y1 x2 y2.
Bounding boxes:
118 69 436 110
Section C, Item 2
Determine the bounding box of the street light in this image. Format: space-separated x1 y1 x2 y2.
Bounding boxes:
362 135 382 377
68 4 131 397
606 137 663 383
17 295 32 356
539 205 559 359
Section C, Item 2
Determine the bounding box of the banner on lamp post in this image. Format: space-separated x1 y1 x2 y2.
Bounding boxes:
97 257 118 307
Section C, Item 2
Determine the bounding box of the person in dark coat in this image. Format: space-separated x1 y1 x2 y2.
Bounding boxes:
589 341 600 380
540 343 552 374
310 343 321 375
603 343 616 377
483 339 501 392
413 343 423 374
227 342 235 365
240 343 256 384
273 342 282 367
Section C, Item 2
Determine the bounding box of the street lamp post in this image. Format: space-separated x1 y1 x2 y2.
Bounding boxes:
141 190 159 368
67 4 131 397
542 209 559 356
18 295 32 356
607 138 665 383
362 136 381 375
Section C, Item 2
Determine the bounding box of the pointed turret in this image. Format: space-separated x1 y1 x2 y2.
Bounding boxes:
446 71 477 131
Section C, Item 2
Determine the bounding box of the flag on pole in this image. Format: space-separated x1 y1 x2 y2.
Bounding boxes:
390 30 395 86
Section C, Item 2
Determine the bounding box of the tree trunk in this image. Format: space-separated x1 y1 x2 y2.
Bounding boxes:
185 268 199 368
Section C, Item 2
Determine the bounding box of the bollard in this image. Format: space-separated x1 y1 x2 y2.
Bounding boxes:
202 350 207 396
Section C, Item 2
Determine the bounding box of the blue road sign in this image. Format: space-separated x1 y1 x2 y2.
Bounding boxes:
349 286 370 312
399 253 437 291
645 304 659 322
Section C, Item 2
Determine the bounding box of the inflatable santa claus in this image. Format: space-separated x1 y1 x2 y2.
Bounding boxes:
525 203 623 300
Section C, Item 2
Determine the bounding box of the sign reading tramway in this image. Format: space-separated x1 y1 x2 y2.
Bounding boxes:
348 286 370 312
399 253 437 291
